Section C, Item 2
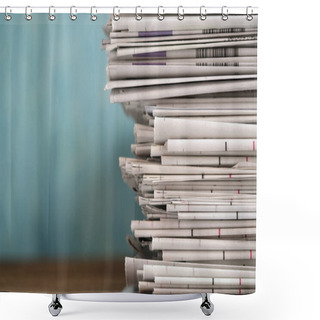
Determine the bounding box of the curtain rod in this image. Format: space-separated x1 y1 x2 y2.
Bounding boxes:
0 6 258 16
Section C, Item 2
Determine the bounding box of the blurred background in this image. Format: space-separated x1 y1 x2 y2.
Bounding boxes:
0 13 139 292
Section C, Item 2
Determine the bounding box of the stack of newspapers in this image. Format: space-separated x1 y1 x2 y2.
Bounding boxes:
104 14 257 295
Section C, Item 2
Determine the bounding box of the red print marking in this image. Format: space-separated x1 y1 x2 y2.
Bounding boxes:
253 141 255 151
218 228 221 237
229 174 232 178
239 289 242 295
250 250 253 259
245 234 247 238
246 157 248 162
238 189 240 194
239 278 242 286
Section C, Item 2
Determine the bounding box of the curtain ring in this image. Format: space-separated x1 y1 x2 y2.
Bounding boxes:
221 6 228 21
113 6 120 21
135 6 142 21
49 6 56 21
200 6 207 21
246 6 253 21
177 6 184 21
90 6 97 21
157 6 164 21
70 6 77 21
25 6 32 21
4 6 12 21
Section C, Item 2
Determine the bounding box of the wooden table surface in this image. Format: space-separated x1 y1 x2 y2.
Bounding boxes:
0 259 126 293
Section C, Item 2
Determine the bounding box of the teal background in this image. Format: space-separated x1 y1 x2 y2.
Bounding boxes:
0 14 138 260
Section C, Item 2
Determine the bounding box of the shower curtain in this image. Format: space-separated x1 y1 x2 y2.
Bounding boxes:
0 10 257 296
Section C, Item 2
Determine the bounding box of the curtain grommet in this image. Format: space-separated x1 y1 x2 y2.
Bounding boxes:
25 6 32 21
157 6 164 21
135 6 142 21
177 6 184 21
113 6 120 21
200 6 207 21
246 6 254 21
70 6 77 21
4 6 12 21
49 6 56 21
90 6 97 21
221 6 228 21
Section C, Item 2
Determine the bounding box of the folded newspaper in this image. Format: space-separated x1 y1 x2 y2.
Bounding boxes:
104 14 257 295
